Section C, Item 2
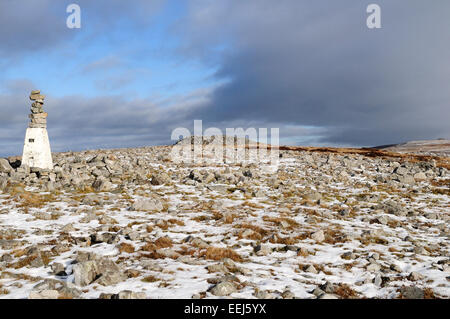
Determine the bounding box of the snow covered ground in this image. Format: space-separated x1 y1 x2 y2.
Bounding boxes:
0 145 449 299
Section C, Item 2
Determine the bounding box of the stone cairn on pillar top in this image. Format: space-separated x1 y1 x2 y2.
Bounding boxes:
28 90 47 128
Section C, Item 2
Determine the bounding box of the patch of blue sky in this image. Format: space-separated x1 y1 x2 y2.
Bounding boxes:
1 1 223 102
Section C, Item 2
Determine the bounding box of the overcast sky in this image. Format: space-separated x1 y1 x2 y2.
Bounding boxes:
1 0 449 157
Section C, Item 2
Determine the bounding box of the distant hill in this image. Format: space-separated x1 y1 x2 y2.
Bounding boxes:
374 139 450 156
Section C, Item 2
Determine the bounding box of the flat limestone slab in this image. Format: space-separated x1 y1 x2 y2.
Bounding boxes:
29 113 48 119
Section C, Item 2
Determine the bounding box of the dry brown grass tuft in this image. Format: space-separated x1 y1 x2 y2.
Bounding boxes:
302 208 322 217
242 201 265 209
201 247 243 262
262 216 299 228
10 254 50 269
139 251 166 259
168 218 185 226
0 271 40 282
297 247 310 257
268 235 297 245
12 248 28 258
334 284 359 299
142 275 160 283
323 229 349 244
0 287 9 295
125 269 142 278
423 288 437 299
360 236 389 245
237 229 262 240
237 223 269 237
176 245 197 257
154 236 173 248
222 213 237 224
118 242 135 254
430 179 450 187
156 221 170 230
15 192 56 210
191 215 210 222
431 188 450 196
314 264 333 276
141 236 173 252
73 186 95 194
141 243 156 252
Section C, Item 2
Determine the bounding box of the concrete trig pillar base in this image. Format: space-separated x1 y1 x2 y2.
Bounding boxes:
21 128 54 170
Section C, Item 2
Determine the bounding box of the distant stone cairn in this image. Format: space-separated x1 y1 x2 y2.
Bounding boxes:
28 90 48 128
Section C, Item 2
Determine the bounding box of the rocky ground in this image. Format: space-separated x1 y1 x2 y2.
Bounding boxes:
0 140 449 299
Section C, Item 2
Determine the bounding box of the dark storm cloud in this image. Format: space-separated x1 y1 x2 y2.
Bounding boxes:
0 0 68 58
178 0 450 146
0 0 165 59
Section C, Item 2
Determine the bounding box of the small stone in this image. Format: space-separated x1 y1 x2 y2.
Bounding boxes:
204 172 216 184
92 178 113 192
210 281 236 296
151 172 171 185
312 287 325 297
374 215 389 225
319 281 338 294
373 274 382 287
311 230 325 242
186 237 209 249
115 290 147 299
31 279 81 299
0 254 12 263
75 251 98 263
413 172 427 182
390 264 403 272
370 252 380 260
304 191 322 202
305 265 318 274
0 177 7 191
341 252 355 260
366 263 381 272
61 224 75 233
317 293 339 299
0 159 12 173
51 263 66 276
207 264 229 273
254 290 274 299
222 258 238 272
188 170 202 182
29 289 59 299
414 246 430 256
90 232 118 244
254 244 272 256
281 290 295 299
408 272 425 281
394 166 408 175
131 198 164 212
399 175 415 185
241 228 256 238
399 286 425 299
73 260 97 286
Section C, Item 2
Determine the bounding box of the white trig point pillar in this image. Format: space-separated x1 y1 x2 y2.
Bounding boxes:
21 90 54 170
